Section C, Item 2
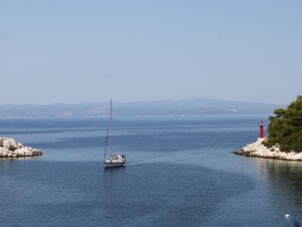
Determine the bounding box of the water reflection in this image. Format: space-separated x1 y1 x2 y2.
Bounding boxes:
0 156 40 161
101 163 254 226
265 159 302 226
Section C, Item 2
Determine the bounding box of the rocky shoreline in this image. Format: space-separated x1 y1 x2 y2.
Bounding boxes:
0 137 42 158
234 138 302 161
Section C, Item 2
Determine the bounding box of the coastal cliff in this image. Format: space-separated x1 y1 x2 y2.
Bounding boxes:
0 137 42 157
234 138 302 161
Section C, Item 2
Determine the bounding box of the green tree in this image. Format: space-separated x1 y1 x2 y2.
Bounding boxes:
264 95 302 152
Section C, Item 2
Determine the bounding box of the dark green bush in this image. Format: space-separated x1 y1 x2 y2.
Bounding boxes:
264 95 302 152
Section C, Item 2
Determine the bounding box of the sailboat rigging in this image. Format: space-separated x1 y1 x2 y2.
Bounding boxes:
104 100 126 168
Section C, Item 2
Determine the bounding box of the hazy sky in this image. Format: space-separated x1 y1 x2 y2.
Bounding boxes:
1 0 301 105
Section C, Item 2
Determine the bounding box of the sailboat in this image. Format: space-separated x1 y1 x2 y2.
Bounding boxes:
104 100 126 168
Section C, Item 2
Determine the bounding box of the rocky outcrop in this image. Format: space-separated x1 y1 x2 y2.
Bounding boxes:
0 137 42 158
234 138 302 161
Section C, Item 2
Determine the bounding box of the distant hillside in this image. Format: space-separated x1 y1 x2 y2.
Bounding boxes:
0 98 283 117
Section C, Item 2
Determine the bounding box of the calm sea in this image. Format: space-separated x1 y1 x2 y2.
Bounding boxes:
0 115 301 226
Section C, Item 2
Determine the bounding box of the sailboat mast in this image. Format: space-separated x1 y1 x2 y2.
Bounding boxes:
109 100 112 156
104 100 113 160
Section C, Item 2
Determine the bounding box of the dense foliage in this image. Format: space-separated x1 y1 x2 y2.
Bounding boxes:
264 96 302 152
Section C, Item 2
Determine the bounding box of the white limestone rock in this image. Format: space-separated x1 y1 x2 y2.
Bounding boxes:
234 138 302 161
0 147 12 157
17 143 23 149
2 138 18 150
0 137 42 158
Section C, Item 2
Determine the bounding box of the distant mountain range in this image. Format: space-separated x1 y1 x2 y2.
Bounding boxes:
0 98 284 117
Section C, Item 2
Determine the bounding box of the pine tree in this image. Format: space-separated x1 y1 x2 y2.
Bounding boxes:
264 95 302 152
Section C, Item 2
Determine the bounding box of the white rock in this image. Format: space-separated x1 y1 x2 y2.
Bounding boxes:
17 143 23 149
234 138 302 161
0 137 42 157
0 147 12 157
2 138 18 150
16 148 31 156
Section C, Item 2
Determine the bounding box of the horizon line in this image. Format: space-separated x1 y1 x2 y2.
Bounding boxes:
0 97 286 106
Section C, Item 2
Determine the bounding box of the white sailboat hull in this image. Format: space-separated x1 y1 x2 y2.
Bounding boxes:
104 160 126 168
104 155 126 168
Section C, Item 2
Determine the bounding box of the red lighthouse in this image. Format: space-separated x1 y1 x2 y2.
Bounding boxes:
259 121 264 138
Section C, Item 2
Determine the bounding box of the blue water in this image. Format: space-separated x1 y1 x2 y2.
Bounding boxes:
0 115 301 226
